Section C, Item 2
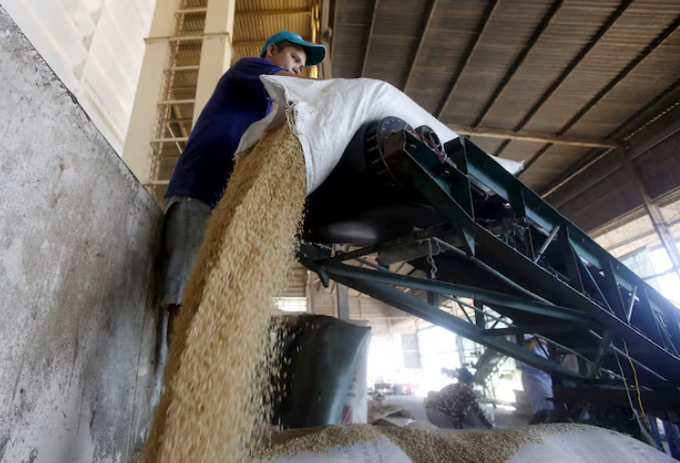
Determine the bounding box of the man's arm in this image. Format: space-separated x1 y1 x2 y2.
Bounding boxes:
465 388 494 429
471 400 494 429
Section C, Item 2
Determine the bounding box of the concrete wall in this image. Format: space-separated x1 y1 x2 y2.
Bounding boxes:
0 6 163 463
0 0 157 154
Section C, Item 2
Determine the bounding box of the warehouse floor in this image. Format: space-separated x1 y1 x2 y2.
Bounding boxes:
384 395 530 429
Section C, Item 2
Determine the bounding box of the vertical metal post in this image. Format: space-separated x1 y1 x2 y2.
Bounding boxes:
618 151 680 275
337 283 350 321
558 226 583 291
474 300 485 329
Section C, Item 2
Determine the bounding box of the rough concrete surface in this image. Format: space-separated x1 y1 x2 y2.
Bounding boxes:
0 6 163 463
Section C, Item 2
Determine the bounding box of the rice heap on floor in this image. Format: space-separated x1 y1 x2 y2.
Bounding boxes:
254 422 588 463
141 124 307 463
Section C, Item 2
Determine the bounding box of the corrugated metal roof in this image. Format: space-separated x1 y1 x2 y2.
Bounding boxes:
331 0 680 201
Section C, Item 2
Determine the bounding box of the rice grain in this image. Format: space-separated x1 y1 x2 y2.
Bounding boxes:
141 124 307 463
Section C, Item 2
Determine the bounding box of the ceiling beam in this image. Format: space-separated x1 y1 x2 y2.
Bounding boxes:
449 125 617 148
543 102 680 211
235 8 311 19
541 93 680 204
619 150 680 272
472 0 564 129
435 0 499 118
557 13 680 137
403 0 439 92
361 0 380 77
482 324 576 336
493 139 511 157
519 143 552 176
511 0 634 136
605 76 680 144
233 37 313 49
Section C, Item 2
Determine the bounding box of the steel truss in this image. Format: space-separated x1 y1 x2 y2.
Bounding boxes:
300 129 680 409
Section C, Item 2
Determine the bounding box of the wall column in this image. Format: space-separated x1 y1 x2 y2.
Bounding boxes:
122 0 178 184
192 0 235 126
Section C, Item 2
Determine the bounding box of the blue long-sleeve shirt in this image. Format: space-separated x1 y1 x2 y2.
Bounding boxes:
165 57 286 208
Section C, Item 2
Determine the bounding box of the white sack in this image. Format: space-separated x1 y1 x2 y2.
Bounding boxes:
507 427 675 463
237 76 523 195
342 330 370 424
256 427 674 463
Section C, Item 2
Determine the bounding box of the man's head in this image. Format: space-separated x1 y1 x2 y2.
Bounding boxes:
457 368 475 384
263 40 307 75
261 31 326 75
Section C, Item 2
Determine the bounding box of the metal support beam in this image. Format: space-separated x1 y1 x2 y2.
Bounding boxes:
626 285 638 323
438 139 680 381
588 329 614 378
542 101 680 205
436 0 499 118
360 0 380 77
618 150 680 273
482 324 576 336
474 300 485 328
534 225 560 262
431 237 551 303
322 263 594 325
553 386 680 413
337 283 350 320
472 0 564 128
326 271 582 378
450 126 616 149
403 0 439 92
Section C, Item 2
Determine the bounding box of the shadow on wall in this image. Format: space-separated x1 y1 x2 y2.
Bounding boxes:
0 6 164 463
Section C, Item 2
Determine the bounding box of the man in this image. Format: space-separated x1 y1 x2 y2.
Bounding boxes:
518 334 554 424
425 368 494 429
160 31 326 341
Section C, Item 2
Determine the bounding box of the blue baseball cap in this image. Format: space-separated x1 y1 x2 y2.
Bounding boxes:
260 30 326 66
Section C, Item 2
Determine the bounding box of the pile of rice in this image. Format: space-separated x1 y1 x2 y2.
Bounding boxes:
254 423 588 463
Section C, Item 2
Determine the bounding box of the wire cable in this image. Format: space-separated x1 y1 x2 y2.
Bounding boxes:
623 339 646 418
615 348 656 447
